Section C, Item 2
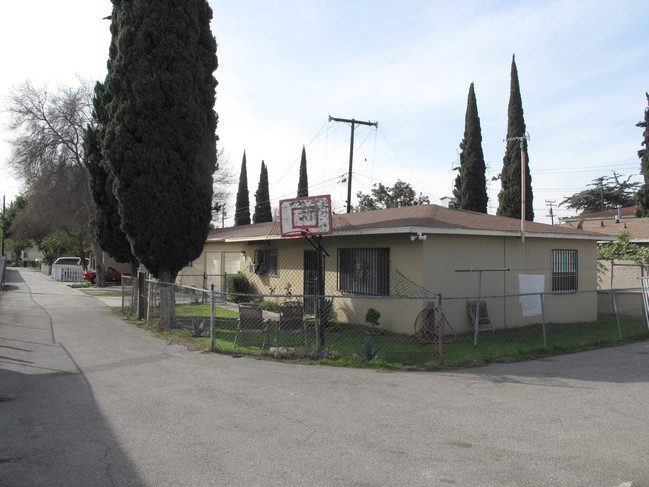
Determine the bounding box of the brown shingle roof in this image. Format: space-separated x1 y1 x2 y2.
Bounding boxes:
208 204 610 242
562 205 636 222
563 217 649 241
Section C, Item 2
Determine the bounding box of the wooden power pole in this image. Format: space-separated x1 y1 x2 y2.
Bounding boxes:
506 132 530 242
328 116 378 213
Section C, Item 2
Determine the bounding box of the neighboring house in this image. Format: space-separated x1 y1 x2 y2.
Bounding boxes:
20 245 45 266
560 205 649 244
561 205 649 288
180 204 610 335
2 245 44 267
87 251 133 274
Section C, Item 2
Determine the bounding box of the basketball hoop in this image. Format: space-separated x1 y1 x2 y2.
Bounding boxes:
279 195 332 238
281 229 312 239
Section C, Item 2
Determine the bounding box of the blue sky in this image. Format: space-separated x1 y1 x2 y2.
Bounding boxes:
1 0 648 225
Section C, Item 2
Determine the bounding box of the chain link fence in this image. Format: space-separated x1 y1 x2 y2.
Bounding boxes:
121 271 648 367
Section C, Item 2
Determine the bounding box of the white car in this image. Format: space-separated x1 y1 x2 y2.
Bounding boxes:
51 257 86 282
52 257 84 266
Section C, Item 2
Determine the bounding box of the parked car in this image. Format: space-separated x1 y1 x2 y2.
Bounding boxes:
82 266 132 284
52 256 84 267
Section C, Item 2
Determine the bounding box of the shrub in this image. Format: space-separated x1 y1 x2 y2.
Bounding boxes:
225 272 251 303
322 299 336 324
183 317 209 337
365 308 381 328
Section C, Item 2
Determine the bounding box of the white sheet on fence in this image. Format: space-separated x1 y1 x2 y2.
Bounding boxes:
518 274 544 316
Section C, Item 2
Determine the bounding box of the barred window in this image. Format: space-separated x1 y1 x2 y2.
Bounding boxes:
254 249 278 275
552 249 577 292
338 248 389 296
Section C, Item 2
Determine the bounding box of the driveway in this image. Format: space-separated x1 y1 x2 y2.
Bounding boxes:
1 267 648 487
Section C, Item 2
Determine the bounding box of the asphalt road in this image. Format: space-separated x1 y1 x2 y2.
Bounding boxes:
1 267 648 487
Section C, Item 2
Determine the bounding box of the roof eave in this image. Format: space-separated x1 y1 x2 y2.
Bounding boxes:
335 225 610 240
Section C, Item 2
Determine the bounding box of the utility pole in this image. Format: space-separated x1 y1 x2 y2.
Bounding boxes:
545 200 556 225
1 195 5 257
506 132 530 242
328 116 378 213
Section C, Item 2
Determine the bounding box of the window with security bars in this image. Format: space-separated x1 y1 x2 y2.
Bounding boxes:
254 249 278 275
338 248 390 296
552 249 577 292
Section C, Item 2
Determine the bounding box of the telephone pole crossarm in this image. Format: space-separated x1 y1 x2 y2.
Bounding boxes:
328 115 378 213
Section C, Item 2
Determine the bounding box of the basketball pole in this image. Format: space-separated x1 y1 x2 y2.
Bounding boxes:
305 234 329 350
279 195 333 352
328 116 378 213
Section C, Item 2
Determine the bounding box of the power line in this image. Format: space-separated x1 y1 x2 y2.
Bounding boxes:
328 116 378 213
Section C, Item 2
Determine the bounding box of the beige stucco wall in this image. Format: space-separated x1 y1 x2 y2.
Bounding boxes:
597 259 647 290
183 233 600 335
177 248 243 290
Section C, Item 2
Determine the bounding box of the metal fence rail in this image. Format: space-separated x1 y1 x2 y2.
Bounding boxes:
121 276 649 368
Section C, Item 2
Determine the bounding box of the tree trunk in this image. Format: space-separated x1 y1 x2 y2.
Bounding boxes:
90 241 105 287
78 240 86 270
158 269 178 329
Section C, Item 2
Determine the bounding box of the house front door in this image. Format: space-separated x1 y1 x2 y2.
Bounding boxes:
303 249 318 315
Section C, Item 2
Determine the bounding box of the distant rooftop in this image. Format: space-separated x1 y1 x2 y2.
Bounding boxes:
561 205 636 222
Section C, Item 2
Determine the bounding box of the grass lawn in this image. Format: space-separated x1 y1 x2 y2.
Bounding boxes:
169 304 649 369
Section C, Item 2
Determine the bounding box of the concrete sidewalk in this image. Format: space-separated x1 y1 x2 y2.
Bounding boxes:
1 267 648 486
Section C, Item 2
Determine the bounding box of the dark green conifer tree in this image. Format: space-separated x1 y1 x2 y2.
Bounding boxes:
497 55 533 221
635 93 649 217
297 145 309 198
101 0 218 327
253 161 272 223
453 83 487 213
84 82 138 278
235 151 251 226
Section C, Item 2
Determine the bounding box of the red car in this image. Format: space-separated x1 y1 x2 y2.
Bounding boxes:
82 267 132 284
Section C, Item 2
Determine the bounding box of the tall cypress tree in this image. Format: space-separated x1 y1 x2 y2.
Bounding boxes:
234 151 251 226
84 82 138 274
253 161 272 223
635 93 649 217
297 145 309 198
453 83 487 213
101 0 218 327
497 55 533 221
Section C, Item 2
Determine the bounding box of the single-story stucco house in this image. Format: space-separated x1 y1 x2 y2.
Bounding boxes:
179 204 611 335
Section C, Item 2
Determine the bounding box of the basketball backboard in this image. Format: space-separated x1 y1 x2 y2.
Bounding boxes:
279 195 332 237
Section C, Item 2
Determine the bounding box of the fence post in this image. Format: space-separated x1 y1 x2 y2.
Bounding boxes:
314 297 322 352
210 284 215 352
203 273 208 303
611 289 622 339
137 271 146 319
540 293 547 348
437 293 444 365
473 271 482 347
146 280 152 322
